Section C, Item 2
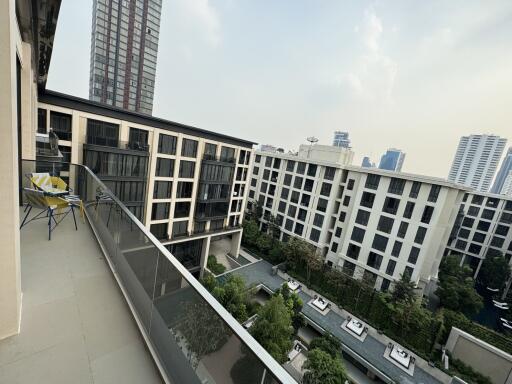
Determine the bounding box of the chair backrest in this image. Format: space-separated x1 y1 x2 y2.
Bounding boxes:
23 188 49 209
30 173 52 191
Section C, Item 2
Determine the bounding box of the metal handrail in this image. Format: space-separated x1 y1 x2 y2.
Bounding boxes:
21 159 296 384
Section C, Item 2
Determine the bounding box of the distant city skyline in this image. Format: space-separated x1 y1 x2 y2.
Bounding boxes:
378 148 405 172
332 131 351 148
47 0 512 177
491 147 512 194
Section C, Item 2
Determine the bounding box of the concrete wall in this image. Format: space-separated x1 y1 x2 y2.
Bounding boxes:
446 327 512 384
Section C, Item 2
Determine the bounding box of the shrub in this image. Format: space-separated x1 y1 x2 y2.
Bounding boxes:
207 255 226 275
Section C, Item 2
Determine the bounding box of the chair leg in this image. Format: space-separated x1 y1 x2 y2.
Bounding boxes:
48 208 52 241
71 205 78 231
20 205 32 229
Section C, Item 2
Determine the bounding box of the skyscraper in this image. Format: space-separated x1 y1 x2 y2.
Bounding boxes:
501 171 512 196
332 131 351 148
448 134 506 192
89 0 162 114
491 147 512 194
361 156 375 168
378 149 405 172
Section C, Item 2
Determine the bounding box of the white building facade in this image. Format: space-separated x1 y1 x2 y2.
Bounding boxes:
448 134 507 192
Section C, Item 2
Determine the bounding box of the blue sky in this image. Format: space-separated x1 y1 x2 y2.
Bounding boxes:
48 0 512 177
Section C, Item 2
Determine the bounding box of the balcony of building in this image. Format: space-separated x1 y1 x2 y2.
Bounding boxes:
0 160 295 384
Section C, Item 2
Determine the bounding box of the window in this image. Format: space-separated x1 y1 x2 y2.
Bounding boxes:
281 188 290 200
391 241 402 257
313 213 324 227
501 212 512 224
294 223 304 236
491 237 505 248
356 210 370 226
404 202 415 219
153 181 171 199
296 162 306 174
331 242 338 252
151 203 170 220
181 138 198 157
462 217 475 228
172 220 189 237
367 252 383 270
251 178 257 187
204 143 217 158
408 247 420 264
458 228 470 239
87 119 119 147
383 197 400 215
468 243 482 254
335 227 342 237
421 206 434 224
414 227 427 244
263 169 270 180
128 128 148 150
174 202 191 218
155 158 174 177
50 111 72 140
351 227 365 243
347 179 355 190
324 167 336 180
283 174 292 186
365 174 380 190
176 182 193 198
386 260 396 276
428 185 441 202
290 191 299 203
179 161 195 178
150 223 168 239
294 176 303 189
372 234 388 252
320 182 332 197
278 201 286 214
339 211 346 222
304 179 314 192
481 209 495 220
317 198 328 212
298 209 307 221
505 201 512 211
409 181 421 198
496 224 510 237
255 154 261 163
253 166 260 176
404 266 414 279
381 279 391 291
286 160 296 172
343 196 350 206
285 219 293 231
220 146 235 162
343 261 356 275
37 108 47 133
477 221 491 231
310 228 321 242
472 232 486 243
456 240 467 250
377 216 394 234
260 182 268 194
397 222 409 238
307 164 317 176
388 178 406 195
346 243 360 259
468 206 480 216
472 195 484 205
360 192 375 208
287 205 297 218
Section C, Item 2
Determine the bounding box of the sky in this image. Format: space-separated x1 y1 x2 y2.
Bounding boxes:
47 0 512 178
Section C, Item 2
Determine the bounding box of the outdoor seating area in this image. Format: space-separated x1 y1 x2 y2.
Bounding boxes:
287 278 301 292
310 295 330 312
385 343 416 375
287 340 306 361
343 316 368 341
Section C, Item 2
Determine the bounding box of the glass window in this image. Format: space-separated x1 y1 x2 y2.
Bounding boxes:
409 181 421 198
408 247 420 264
179 160 195 178
456 239 467 250
339 211 346 222
265 157 273 167
37 108 47 133
458 228 470 239
151 202 170 220
150 223 168 239
285 219 293 231
367 252 383 270
283 174 292 186
404 201 415 219
313 213 324 227
172 220 189 237
385 259 396 276
286 160 296 172
278 201 286 213
263 169 270 180
360 192 375 208
317 198 328 212
388 178 405 195
176 181 193 198
377 216 394 234
347 179 355 190
383 197 400 215
496 225 510 237
181 138 198 157
128 128 148 150
355 209 370 226
365 174 380 190
414 227 427 244
468 243 482 254
351 227 365 243
335 227 342 237
346 243 360 259
307 164 317 176
320 182 332 197
397 221 409 238
294 223 304 236
491 237 505 248
421 206 435 224
310 228 320 242
153 181 172 199
343 196 350 206
324 167 336 180
501 212 512 224
281 188 290 200
158 134 177 155
204 143 217 158
255 154 261 163
288 205 297 218
472 232 486 243
50 111 72 140
297 162 306 174
290 191 299 203
481 209 495 220
477 221 491 231
155 158 174 177
293 176 303 189
174 202 191 218
297 209 307 221
468 206 480 216
428 185 441 202
462 217 475 228
391 241 402 257
472 195 484 205
372 234 388 252
404 266 414 279
304 179 314 192
220 146 235 162
331 242 338 252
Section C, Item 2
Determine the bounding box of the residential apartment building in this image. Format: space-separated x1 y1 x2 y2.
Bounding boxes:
247 148 465 294
379 148 405 172
332 131 351 148
491 147 512 194
448 134 507 192
89 0 162 114
38 90 252 275
444 192 512 279
1 2 294 383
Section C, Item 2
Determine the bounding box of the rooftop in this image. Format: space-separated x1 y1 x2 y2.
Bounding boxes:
0 210 161 384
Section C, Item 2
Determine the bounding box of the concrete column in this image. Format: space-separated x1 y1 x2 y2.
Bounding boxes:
199 236 211 277
0 0 22 340
230 231 242 259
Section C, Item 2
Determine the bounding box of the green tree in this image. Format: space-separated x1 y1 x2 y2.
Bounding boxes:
250 294 293 363
242 219 260 247
201 272 218 292
256 233 273 255
212 275 249 322
309 333 341 358
303 348 347 384
478 254 511 291
283 237 315 271
436 255 483 317
267 214 281 239
207 255 226 275
274 283 305 332
268 241 285 264
391 274 417 304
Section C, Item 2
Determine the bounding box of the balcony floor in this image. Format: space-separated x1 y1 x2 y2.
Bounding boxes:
0 209 162 384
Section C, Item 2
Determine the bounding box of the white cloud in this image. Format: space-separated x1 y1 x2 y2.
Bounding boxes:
339 6 397 104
